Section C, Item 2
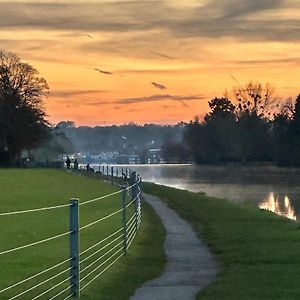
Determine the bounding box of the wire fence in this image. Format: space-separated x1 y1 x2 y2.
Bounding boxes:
0 166 142 299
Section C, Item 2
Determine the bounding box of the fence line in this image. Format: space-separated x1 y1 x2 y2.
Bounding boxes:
79 208 124 231
0 230 72 256
80 227 123 257
80 247 124 283
0 257 71 295
127 231 137 250
31 276 73 300
79 180 139 206
0 178 140 217
80 234 123 264
48 284 74 300
79 189 123 206
79 252 124 292
79 192 140 231
0 203 71 217
80 240 124 275
0 166 143 299
8 267 72 300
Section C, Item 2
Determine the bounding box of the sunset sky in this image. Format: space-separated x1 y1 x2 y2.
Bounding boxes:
1 0 300 125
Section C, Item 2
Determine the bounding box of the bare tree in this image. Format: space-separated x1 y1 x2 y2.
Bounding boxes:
233 81 276 118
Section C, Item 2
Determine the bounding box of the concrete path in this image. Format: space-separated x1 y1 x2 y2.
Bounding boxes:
130 193 217 300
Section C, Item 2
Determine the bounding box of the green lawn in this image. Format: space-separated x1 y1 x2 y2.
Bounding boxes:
0 169 165 299
143 182 300 300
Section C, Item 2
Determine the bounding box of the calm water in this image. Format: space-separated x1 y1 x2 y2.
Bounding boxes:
101 164 300 221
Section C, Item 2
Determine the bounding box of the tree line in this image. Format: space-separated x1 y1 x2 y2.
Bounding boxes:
184 82 300 166
57 121 184 163
1 49 299 167
0 49 185 166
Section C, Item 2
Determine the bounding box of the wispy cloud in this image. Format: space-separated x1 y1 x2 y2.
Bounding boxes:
51 89 107 98
85 93 206 107
59 32 94 39
213 0 284 19
151 82 167 90
0 0 299 42
118 94 205 109
85 100 113 106
151 51 176 60
92 68 113 75
231 57 300 65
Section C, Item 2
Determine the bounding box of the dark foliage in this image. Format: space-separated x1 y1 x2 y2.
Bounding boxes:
161 139 191 163
184 88 300 166
0 50 49 166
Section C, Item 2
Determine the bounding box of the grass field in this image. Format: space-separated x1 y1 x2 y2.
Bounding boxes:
0 169 165 299
143 182 300 300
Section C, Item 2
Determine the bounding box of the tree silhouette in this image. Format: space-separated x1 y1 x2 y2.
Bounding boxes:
233 81 275 118
285 94 300 166
205 97 236 122
184 98 239 164
0 50 49 165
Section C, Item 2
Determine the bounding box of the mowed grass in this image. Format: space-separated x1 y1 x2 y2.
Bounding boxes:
0 169 165 299
80 201 165 300
143 182 300 300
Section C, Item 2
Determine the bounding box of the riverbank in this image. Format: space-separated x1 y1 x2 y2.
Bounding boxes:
98 163 300 220
143 182 300 299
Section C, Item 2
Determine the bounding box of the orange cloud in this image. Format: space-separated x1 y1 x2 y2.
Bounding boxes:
0 0 299 125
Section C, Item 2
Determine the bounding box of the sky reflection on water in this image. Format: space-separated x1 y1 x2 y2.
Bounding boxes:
105 164 300 221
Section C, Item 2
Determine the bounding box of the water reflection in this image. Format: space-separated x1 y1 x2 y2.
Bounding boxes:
94 164 300 221
259 193 297 220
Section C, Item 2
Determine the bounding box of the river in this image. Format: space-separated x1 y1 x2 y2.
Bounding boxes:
92 164 300 221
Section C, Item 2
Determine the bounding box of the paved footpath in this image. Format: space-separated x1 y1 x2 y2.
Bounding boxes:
130 193 218 300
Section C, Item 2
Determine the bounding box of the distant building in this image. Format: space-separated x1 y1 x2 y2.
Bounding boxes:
117 154 141 164
129 154 140 164
147 149 164 164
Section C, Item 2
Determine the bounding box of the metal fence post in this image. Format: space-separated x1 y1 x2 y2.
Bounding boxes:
138 177 142 227
111 167 114 185
128 171 133 200
69 198 80 298
132 172 139 234
122 187 127 255
106 166 109 181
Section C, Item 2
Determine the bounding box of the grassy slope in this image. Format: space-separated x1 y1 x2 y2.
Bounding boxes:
143 182 300 300
0 169 165 299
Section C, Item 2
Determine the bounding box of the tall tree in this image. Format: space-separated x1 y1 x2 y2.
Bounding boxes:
272 112 291 166
286 94 300 166
232 82 274 162
184 98 239 164
0 50 49 165
233 81 275 118
205 97 236 122
205 97 239 162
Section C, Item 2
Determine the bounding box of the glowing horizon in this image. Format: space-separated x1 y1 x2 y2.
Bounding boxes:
1 0 300 126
